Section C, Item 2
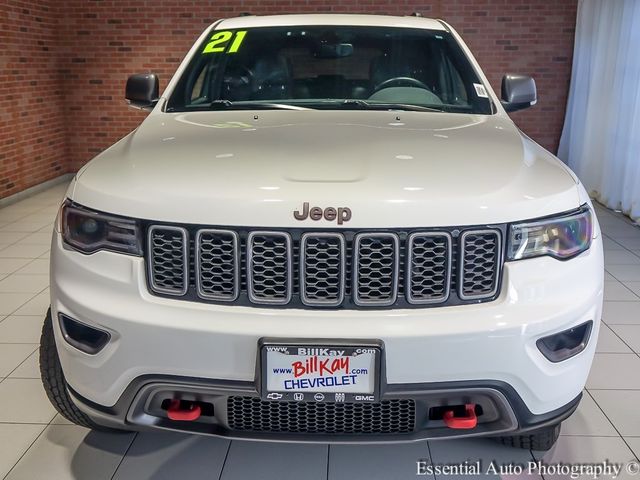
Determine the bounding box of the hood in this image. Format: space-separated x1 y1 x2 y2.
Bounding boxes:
72 110 580 228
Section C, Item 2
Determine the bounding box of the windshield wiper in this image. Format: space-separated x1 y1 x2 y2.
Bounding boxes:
340 99 445 112
208 100 312 111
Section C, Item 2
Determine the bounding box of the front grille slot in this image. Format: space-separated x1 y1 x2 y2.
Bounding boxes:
196 229 239 301
145 224 504 309
247 231 293 305
227 396 416 434
148 226 188 296
353 233 399 306
459 229 502 300
300 233 345 306
407 232 452 304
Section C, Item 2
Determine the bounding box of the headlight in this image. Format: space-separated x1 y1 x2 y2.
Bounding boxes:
61 200 142 255
507 206 593 261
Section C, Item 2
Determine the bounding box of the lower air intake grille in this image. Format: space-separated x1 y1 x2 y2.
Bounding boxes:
227 397 416 435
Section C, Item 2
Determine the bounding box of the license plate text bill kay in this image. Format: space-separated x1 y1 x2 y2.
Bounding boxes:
263 345 378 403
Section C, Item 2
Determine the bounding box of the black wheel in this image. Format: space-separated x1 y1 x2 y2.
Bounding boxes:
494 423 561 450
39 308 123 431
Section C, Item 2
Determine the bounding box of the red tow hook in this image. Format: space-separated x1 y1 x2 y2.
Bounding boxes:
443 404 478 429
167 399 201 421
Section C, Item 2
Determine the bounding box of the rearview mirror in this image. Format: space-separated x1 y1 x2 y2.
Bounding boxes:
125 73 159 110
314 43 354 58
501 74 537 112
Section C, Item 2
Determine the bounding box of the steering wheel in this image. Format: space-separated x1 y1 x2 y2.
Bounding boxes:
221 64 253 89
373 76 429 93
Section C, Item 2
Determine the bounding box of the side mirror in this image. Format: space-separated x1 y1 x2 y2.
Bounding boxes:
501 74 537 112
125 73 159 110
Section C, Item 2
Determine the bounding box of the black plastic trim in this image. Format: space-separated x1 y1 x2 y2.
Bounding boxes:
501 100 533 113
537 320 593 363
67 375 581 441
125 73 159 110
58 314 111 355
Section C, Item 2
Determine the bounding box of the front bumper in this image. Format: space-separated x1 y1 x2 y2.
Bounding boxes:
50 231 603 438
67 375 582 442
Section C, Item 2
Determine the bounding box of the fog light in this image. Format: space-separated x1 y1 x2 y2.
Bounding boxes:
58 314 110 355
537 321 593 363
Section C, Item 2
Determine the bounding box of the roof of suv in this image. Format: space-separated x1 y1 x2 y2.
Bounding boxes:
215 14 447 31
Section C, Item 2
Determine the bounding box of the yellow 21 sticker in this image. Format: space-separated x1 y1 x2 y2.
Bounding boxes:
202 30 247 54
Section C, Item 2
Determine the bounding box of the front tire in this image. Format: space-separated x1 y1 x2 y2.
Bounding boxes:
39 308 121 431
495 423 561 450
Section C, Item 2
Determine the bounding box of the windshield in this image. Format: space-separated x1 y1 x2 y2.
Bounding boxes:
166 25 493 114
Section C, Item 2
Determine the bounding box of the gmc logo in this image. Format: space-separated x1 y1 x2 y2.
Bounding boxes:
355 395 375 401
293 202 352 225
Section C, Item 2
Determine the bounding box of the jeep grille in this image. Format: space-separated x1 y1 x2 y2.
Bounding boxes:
247 232 293 305
459 230 502 299
148 226 188 296
300 233 346 306
353 233 399 306
145 225 503 309
195 229 239 301
407 232 452 304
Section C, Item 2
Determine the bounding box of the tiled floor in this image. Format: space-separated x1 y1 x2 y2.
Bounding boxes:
0 182 639 479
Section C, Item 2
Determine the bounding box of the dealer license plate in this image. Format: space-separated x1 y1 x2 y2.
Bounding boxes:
261 343 380 403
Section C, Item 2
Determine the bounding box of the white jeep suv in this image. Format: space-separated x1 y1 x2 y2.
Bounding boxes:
41 14 603 451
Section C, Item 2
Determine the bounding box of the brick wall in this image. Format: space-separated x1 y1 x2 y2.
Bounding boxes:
1 0 578 198
0 0 66 198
